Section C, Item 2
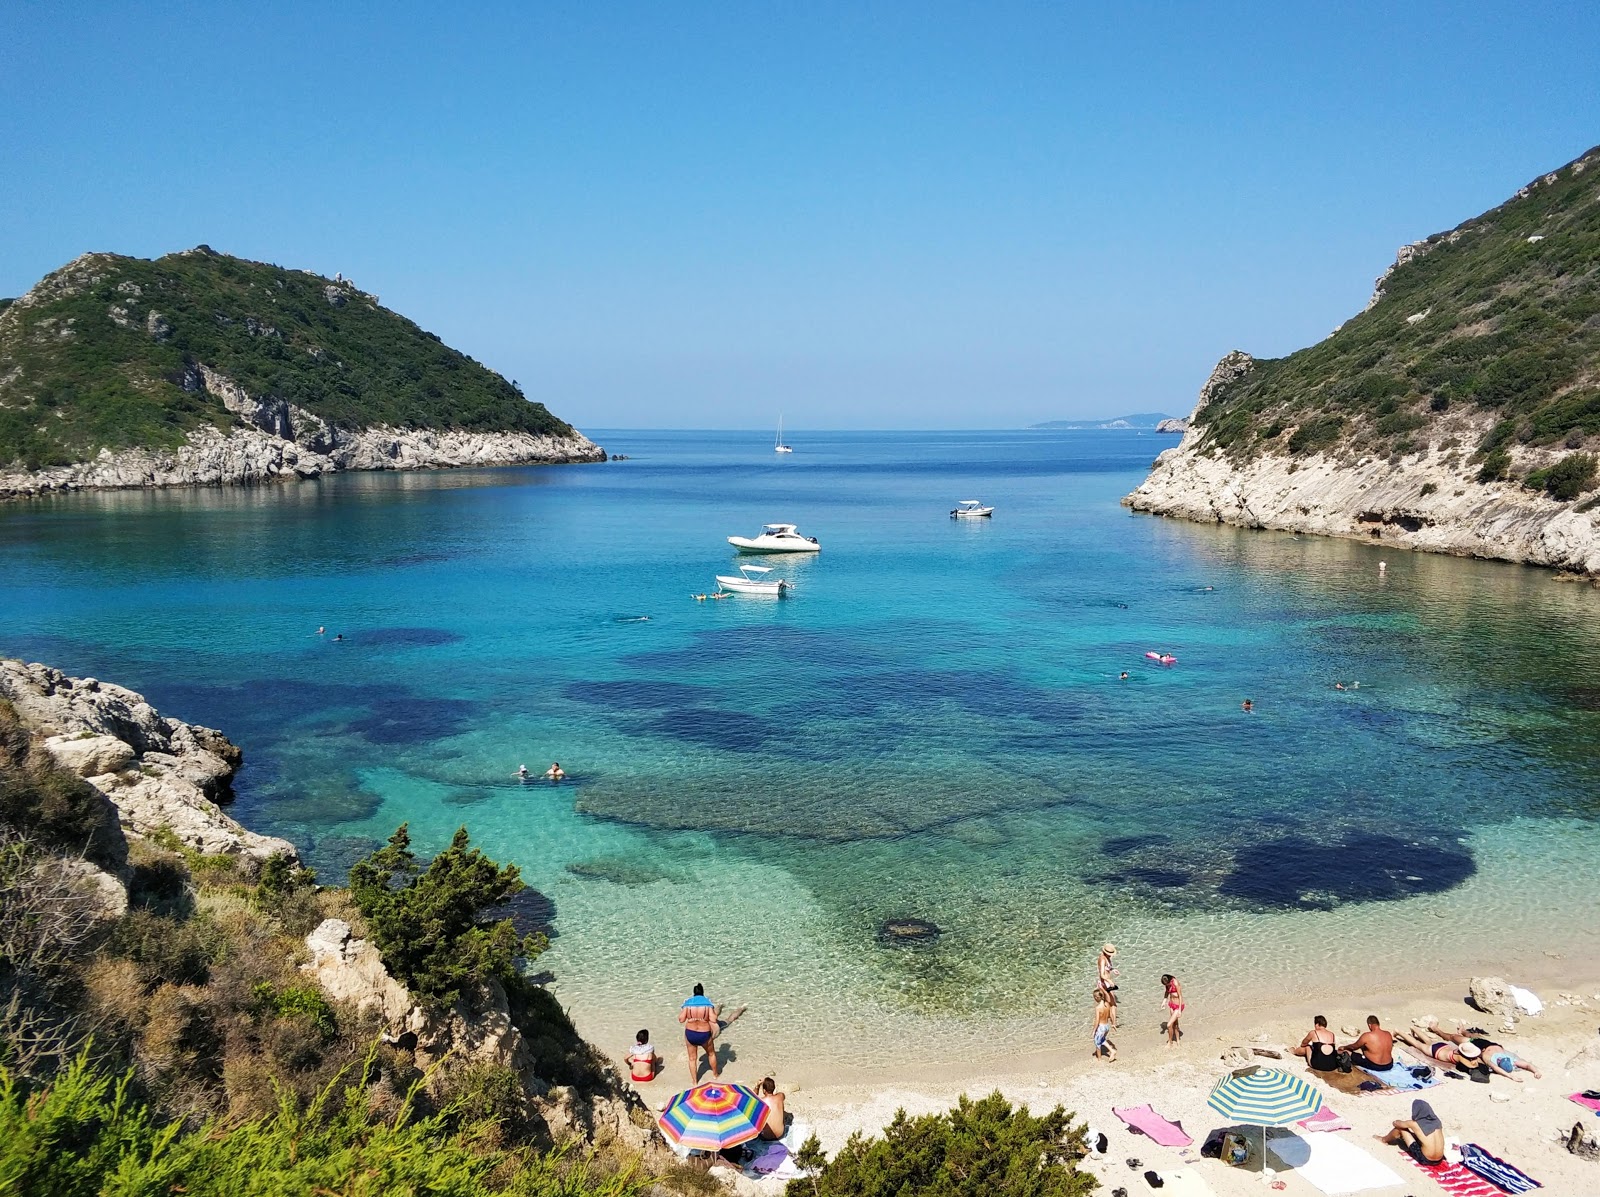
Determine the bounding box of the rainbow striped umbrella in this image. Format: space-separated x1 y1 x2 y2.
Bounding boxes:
658 1082 771 1152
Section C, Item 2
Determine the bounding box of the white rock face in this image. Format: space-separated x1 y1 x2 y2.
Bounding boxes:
302 918 414 1023
0 659 296 862
1124 356 1600 574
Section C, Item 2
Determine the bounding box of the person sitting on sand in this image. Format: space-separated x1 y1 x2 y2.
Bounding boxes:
678 983 720 1084
544 762 565 781
1382 1098 1446 1166
1293 1014 1339 1071
1091 987 1117 1062
1340 1015 1394 1070
1427 1023 1542 1081
627 1029 660 1082
757 1077 788 1139
1393 1025 1487 1074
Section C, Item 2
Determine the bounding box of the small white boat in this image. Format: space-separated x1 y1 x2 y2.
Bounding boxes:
774 416 793 453
714 564 793 596
951 499 994 518
727 522 821 553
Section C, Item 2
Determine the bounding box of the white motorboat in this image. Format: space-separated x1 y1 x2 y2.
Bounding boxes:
714 564 793 596
727 522 821 553
951 499 994 518
774 416 793 453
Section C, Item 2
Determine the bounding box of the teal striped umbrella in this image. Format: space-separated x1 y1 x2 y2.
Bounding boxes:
1207 1067 1323 1174
658 1082 771 1152
1207 1066 1323 1126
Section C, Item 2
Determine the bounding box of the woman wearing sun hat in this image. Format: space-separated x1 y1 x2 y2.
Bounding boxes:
1097 944 1119 1027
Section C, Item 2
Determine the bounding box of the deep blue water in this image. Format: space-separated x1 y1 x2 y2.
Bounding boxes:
5 429 1600 1049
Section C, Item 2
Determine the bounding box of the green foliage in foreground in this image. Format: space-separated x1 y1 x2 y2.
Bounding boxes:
0 1050 644 1197
349 824 547 1009
1195 145 1600 469
788 1091 1094 1197
0 245 577 470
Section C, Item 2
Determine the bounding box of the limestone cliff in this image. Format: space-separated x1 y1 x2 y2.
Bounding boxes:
0 658 295 862
1126 145 1600 573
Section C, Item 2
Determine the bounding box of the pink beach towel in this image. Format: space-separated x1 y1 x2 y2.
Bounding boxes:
1295 1106 1351 1133
1112 1104 1192 1147
1402 1150 1500 1197
1569 1092 1600 1114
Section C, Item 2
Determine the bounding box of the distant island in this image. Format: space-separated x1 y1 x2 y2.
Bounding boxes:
0 246 604 497
1127 143 1600 574
1032 412 1185 431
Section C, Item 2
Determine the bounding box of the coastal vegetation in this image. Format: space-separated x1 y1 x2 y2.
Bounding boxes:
0 246 577 471
1193 145 1600 492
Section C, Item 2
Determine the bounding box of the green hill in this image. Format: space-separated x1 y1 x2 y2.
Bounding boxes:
1194 145 1600 476
0 247 576 471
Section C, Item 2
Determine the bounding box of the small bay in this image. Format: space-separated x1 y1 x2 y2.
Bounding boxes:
4 429 1598 1073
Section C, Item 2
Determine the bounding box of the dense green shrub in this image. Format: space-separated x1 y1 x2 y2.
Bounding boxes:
349 824 547 1008
1477 448 1513 482
1288 415 1344 454
0 1050 646 1197
0 701 124 870
1524 452 1597 500
788 1091 1093 1197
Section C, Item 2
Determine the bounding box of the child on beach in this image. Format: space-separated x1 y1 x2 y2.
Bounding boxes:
1092 987 1117 1062
627 1029 660 1082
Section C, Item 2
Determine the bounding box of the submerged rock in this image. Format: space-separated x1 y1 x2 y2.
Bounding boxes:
877 917 942 947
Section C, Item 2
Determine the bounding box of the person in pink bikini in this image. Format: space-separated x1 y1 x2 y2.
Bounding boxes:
1161 974 1185 1047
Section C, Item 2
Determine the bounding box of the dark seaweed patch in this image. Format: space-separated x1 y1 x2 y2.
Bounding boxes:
644 707 782 753
1126 867 1190 888
346 695 475 744
355 626 464 647
563 679 713 711
442 788 489 806
1219 832 1473 909
484 887 557 941
1102 834 1172 856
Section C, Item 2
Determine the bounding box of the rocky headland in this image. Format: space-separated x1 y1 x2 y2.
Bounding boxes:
1126 146 1600 574
0 248 606 498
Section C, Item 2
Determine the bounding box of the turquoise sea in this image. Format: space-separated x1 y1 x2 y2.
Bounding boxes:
5 429 1599 1075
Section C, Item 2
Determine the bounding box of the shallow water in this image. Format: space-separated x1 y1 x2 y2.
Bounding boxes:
4 429 1598 1071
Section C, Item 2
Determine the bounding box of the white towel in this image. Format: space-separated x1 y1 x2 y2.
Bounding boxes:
1151 1170 1216 1196
1267 1130 1403 1195
1509 985 1543 1016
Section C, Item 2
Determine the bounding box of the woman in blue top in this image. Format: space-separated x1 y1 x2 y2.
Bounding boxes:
678 983 721 1084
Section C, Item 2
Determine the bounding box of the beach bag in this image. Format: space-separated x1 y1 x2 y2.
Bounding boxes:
1337 1051 1354 1073
1221 1132 1250 1167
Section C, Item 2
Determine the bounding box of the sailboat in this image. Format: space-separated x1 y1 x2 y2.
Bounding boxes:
774 416 793 453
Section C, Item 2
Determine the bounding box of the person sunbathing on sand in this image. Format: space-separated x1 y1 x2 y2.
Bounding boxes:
757 1077 788 1139
1339 1014 1394 1070
1418 1022 1539 1079
1392 1025 1487 1074
1381 1098 1446 1166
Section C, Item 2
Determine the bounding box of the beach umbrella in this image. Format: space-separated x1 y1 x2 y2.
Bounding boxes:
1207 1066 1324 1174
658 1082 771 1153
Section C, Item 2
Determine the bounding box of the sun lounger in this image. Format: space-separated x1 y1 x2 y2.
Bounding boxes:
1296 1106 1351 1133
1267 1130 1403 1195
1459 1143 1541 1193
1113 1103 1192 1147
1399 1150 1502 1197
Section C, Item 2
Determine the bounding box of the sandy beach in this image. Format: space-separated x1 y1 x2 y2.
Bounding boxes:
626 968 1600 1195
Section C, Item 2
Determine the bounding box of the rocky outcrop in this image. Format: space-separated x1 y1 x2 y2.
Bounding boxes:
0 363 606 498
1125 358 1600 574
302 918 654 1151
1154 417 1189 433
0 659 295 862
1468 976 1517 1018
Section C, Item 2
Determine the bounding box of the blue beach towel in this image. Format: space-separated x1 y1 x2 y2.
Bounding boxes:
1360 1060 1441 1091
1460 1143 1541 1193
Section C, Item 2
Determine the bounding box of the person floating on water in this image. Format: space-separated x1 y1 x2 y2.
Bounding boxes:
332 633 344 642
1241 698 1254 713
515 764 530 780
544 762 565 781
1119 672 1129 681
316 626 325 635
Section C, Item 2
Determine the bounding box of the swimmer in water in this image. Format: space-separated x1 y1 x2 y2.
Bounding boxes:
1334 681 1346 691
516 764 529 780
332 633 344 642
1242 698 1254 713
317 626 325 635
545 762 565 781
1119 672 1128 680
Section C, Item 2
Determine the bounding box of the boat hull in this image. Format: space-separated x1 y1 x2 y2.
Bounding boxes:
715 575 791 595
727 537 820 553
951 508 993 518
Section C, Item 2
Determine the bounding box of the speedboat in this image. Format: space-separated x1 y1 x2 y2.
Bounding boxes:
727 522 821 553
951 499 994 518
714 564 793 596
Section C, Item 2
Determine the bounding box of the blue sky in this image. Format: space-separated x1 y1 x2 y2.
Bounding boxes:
4 3 1597 430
